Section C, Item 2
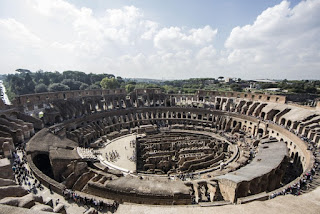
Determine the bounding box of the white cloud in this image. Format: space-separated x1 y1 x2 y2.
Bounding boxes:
103 6 142 27
141 20 159 40
153 25 217 51
224 0 320 79
0 18 42 48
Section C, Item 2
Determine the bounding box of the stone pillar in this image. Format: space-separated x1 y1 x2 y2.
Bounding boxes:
264 123 268 136
207 183 217 202
217 179 237 203
193 183 200 203
2 141 14 158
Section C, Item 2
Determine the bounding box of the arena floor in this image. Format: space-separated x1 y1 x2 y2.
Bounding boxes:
97 134 137 173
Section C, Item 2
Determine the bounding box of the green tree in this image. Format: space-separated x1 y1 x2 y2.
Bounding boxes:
33 70 44 83
230 83 242 92
79 83 89 90
48 71 63 83
162 85 178 94
15 68 31 74
24 73 35 94
9 75 24 95
125 84 135 93
116 76 124 84
304 84 317 94
100 77 120 89
48 83 70 92
42 74 50 85
35 83 48 93
126 81 136 85
89 84 100 89
89 73 111 84
63 70 89 83
61 79 82 90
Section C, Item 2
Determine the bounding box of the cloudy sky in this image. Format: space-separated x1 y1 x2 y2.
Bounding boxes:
0 0 319 80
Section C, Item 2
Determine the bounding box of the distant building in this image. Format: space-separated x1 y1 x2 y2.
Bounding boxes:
264 88 281 92
225 77 234 83
249 82 260 89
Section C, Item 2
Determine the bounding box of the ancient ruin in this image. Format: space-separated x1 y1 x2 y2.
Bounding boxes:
0 88 320 213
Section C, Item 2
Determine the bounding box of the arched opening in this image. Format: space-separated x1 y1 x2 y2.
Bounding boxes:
267 110 280 121
257 128 264 136
233 121 237 128
293 152 299 165
182 113 186 119
55 115 62 124
287 120 292 128
33 154 54 179
280 118 286 126
243 125 247 132
260 112 266 119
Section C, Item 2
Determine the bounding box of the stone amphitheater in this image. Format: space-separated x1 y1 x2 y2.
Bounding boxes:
0 88 320 214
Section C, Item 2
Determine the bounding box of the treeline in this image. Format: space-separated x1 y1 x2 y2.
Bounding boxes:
3 69 319 102
4 69 124 100
3 70 221 101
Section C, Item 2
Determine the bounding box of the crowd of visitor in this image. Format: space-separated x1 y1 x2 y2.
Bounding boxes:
270 166 318 199
105 150 120 162
12 148 43 194
63 189 119 212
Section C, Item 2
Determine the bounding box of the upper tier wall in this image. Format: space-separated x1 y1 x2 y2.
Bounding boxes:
13 88 286 107
14 89 127 106
196 90 285 104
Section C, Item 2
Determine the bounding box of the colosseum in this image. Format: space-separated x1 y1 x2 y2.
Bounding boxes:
0 88 320 214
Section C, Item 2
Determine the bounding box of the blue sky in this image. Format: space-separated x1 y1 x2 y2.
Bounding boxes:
0 0 319 80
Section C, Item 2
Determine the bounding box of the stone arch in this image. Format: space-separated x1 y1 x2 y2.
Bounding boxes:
290 152 294 159
243 125 247 132
287 120 292 128
293 152 299 165
33 153 54 179
55 115 62 124
257 128 264 135
233 120 237 128
182 112 186 119
266 109 280 121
